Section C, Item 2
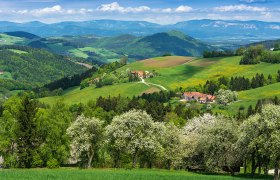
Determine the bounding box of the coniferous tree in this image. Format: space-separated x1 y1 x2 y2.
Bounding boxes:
15 95 39 168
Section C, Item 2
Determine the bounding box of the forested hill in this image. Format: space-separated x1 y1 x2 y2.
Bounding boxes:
1 30 214 63
4 31 40 39
90 30 214 59
0 46 87 90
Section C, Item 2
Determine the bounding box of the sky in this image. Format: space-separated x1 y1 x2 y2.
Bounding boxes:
0 0 280 24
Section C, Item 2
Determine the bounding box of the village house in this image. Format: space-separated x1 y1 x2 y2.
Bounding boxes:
88 77 100 85
182 92 216 104
131 70 151 79
0 70 4 75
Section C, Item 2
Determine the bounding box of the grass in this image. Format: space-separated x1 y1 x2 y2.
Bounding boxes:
0 168 273 180
41 56 280 111
0 34 26 45
0 72 13 80
69 47 120 61
40 82 157 105
220 83 280 115
120 56 280 90
8 49 28 54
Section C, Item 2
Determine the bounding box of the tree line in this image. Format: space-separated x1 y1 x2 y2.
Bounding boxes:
240 45 280 64
183 70 280 95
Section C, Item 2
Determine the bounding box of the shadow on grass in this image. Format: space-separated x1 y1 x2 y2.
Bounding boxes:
195 172 273 179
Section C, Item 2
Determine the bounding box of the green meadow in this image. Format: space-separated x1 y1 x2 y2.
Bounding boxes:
0 169 273 180
40 55 280 114
121 56 280 89
41 82 159 105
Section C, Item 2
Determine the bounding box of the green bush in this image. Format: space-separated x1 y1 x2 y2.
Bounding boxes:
31 154 43 168
47 158 60 169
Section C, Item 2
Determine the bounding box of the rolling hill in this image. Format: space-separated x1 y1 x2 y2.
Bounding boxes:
246 39 280 49
0 46 87 92
0 31 215 63
40 55 280 115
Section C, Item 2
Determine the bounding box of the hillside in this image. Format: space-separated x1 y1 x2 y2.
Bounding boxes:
0 46 87 91
247 39 280 49
0 31 214 63
4 31 40 39
90 31 213 59
40 55 280 115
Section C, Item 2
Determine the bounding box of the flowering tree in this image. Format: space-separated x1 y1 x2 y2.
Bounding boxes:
216 89 238 106
106 109 162 168
182 114 240 172
67 115 104 168
182 114 217 169
238 104 280 179
161 123 184 169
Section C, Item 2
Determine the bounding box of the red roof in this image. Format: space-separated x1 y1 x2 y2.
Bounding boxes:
132 71 144 76
183 92 216 100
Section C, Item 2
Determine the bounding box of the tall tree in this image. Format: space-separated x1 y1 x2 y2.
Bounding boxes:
15 95 39 168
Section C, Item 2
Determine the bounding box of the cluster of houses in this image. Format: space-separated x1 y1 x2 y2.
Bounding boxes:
182 92 216 104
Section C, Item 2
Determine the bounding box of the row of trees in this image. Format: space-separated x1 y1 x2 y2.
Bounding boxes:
203 50 236 58
1 94 280 178
186 70 280 95
240 45 280 64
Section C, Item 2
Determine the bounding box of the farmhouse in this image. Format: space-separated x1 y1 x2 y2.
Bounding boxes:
131 70 151 79
182 92 216 104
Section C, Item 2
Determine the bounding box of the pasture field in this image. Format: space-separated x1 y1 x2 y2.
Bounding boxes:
121 56 280 90
41 56 280 113
8 49 28 54
40 82 160 105
0 168 273 180
0 72 13 80
217 82 280 115
0 34 26 45
69 47 120 62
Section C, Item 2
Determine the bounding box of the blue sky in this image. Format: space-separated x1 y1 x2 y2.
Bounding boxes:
0 0 279 23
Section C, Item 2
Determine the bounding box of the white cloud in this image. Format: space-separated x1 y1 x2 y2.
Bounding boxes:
18 5 93 16
97 2 150 13
32 5 62 15
175 5 193 13
215 4 267 12
239 0 268 3
98 2 192 14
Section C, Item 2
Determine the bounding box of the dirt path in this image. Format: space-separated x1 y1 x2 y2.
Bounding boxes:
139 77 167 91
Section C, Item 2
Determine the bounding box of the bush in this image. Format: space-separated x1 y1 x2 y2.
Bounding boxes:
31 154 43 168
47 158 60 169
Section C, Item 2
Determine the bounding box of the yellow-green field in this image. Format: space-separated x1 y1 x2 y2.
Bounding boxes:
40 56 280 112
41 82 160 105
120 56 280 89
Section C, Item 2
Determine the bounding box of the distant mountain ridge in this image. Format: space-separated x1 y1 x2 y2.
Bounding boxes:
0 30 214 61
1 19 280 44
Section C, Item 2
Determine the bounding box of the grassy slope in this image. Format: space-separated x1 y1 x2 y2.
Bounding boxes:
41 56 280 109
41 83 159 105
220 83 280 115
0 34 26 45
0 169 272 180
120 56 280 89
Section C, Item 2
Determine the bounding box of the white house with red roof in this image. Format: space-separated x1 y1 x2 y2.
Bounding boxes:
183 92 216 104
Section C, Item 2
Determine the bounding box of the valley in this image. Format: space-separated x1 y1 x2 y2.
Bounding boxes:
0 6 280 178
